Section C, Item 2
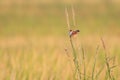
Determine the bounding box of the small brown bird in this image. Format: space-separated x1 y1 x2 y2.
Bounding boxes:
69 29 80 37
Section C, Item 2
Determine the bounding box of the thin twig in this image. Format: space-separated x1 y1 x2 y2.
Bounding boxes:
92 45 99 80
95 64 105 80
70 37 81 80
81 46 86 80
101 37 112 80
65 6 70 30
65 5 81 80
71 4 76 27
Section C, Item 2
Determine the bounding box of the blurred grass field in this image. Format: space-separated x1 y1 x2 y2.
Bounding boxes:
0 0 120 80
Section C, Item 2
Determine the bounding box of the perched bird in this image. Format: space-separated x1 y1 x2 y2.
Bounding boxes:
69 29 80 37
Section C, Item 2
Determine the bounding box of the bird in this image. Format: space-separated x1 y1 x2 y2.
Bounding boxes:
69 29 80 37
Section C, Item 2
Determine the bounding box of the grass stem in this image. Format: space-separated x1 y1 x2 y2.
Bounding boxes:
70 37 81 80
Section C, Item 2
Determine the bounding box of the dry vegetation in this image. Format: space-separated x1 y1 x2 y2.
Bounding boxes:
0 0 120 80
0 36 120 80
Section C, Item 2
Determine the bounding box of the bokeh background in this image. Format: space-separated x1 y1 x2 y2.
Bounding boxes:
0 0 120 80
